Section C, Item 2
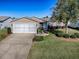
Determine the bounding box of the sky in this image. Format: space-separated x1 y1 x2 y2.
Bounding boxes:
0 0 57 18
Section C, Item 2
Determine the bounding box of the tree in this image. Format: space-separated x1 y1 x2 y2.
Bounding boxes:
43 16 49 19
51 0 79 33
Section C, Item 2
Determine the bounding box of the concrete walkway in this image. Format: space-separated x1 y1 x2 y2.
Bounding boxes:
0 34 35 59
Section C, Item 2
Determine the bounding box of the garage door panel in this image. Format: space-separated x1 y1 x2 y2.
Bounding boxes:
12 23 37 33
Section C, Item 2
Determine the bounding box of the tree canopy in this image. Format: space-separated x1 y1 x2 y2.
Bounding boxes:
51 0 79 25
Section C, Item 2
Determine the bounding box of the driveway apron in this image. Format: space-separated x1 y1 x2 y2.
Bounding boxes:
0 33 34 59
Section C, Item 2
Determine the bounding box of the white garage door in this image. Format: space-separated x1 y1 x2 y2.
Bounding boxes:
12 23 37 33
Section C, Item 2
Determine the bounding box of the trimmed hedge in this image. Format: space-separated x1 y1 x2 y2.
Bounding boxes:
52 30 63 34
55 32 64 37
70 34 77 38
63 34 70 38
74 33 79 38
52 29 79 39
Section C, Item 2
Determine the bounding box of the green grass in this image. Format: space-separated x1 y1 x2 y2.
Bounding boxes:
0 29 8 41
28 33 79 59
58 28 79 34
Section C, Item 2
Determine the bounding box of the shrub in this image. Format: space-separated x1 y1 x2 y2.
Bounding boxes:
51 30 64 37
37 29 43 34
0 33 7 40
0 29 8 40
63 34 70 38
53 30 64 37
7 27 12 34
33 36 44 41
74 33 79 38
55 32 64 37
52 30 63 34
70 34 77 38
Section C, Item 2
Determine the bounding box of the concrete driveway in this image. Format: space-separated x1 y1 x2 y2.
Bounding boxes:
0 34 35 59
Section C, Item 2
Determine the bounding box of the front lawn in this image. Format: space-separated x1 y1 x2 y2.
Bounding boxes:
28 33 79 59
0 29 8 41
58 28 79 34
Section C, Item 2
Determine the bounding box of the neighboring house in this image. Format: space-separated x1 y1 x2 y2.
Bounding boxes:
49 21 65 27
58 22 65 27
11 17 39 33
68 20 79 28
49 22 57 27
0 16 13 29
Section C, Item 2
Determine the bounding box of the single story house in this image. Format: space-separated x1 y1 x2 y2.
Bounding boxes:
42 17 49 30
11 17 39 33
31 17 44 28
0 16 13 29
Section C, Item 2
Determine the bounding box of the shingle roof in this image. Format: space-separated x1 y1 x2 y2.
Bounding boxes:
31 17 44 23
0 16 10 22
11 17 49 23
11 17 38 23
31 17 50 23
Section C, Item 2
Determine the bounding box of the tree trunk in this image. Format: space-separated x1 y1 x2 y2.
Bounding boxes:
65 26 68 33
65 22 68 34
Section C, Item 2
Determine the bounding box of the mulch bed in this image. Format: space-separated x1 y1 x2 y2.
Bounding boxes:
60 38 79 42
